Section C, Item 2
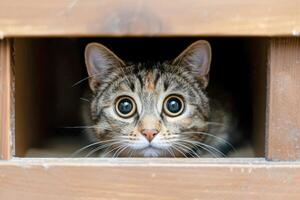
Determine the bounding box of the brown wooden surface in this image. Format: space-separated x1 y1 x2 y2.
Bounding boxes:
0 0 300 37
14 39 50 156
267 38 300 161
0 39 13 160
14 39 84 156
0 158 299 200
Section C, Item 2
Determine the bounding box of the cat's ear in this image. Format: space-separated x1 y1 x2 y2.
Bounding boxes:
85 43 125 91
172 40 211 88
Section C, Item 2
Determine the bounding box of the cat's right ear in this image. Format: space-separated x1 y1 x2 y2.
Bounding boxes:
172 40 211 88
85 43 125 91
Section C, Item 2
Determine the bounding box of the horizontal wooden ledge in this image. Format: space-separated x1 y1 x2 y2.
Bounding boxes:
2 157 300 166
0 0 300 37
1 158 300 200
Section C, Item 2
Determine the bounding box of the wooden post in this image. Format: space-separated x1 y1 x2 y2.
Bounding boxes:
267 38 300 161
0 39 13 160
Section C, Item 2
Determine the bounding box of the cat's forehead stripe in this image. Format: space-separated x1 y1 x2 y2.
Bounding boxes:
145 71 155 91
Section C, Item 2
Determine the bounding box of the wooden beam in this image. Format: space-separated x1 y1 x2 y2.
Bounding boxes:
0 39 13 160
0 158 300 199
0 0 299 37
267 38 300 161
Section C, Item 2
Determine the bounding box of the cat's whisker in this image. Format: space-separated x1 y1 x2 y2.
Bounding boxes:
173 142 198 158
197 144 219 158
183 139 226 157
70 139 120 157
102 145 120 158
181 131 236 152
71 72 102 87
101 144 126 158
180 142 202 158
114 145 130 158
164 141 177 157
167 147 176 158
128 148 136 157
170 145 188 158
61 125 100 129
85 142 118 157
205 122 225 126
200 144 225 157
182 143 202 158
85 145 109 157
79 97 90 102
70 142 101 157
112 144 127 158
179 139 218 158
162 149 166 157
85 141 125 157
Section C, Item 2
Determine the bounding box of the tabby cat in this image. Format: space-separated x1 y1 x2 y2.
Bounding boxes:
81 40 237 157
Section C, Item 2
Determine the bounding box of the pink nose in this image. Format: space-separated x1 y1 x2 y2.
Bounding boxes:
141 129 158 142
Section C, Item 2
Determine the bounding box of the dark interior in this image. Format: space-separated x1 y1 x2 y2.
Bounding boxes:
14 37 267 158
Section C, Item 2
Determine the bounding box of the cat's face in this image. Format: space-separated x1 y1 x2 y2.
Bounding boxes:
85 40 212 157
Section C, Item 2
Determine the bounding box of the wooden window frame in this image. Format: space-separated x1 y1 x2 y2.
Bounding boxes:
1 37 300 200
0 39 13 160
0 0 299 36
0 1 300 198
266 38 300 161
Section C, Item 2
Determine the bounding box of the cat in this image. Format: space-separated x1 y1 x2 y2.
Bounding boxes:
81 40 238 157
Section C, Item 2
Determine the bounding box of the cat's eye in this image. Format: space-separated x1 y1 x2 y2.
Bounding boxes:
163 95 185 117
115 96 137 118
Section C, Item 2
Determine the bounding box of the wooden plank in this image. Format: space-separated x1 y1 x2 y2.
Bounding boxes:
0 39 13 160
0 158 300 200
0 0 299 37
267 38 300 161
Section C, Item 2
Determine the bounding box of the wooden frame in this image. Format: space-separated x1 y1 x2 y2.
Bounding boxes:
0 158 300 199
0 39 13 160
0 0 299 37
0 1 300 199
0 37 298 199
267 38 300 161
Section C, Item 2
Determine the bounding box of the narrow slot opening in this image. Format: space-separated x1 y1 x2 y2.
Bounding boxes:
14 37 267 158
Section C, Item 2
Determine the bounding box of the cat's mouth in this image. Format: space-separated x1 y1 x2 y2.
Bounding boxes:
141 146 162 157
141 144 160 150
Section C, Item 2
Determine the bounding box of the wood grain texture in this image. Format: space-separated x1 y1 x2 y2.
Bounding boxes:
267 38 300 161
0 158 300 200
0 0 299 37
0 39 13 160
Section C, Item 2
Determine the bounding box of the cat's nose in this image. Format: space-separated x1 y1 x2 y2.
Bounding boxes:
141 129 158 142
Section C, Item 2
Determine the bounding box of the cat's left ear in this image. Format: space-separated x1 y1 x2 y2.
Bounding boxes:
172 40 211 88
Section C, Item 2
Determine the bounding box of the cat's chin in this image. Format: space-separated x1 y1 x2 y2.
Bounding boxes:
141 147 162 157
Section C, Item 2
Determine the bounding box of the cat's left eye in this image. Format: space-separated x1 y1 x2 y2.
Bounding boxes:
163 95 185 117
115 96 137 118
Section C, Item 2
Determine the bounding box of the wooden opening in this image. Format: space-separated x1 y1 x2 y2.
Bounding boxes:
13 37 267 158
1 0 300 197
0 39 14 160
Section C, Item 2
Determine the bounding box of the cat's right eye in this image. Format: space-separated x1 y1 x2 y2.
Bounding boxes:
163 95 185 117
115 96 137 118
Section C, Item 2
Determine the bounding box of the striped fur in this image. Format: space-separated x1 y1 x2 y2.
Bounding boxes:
83 41 236 157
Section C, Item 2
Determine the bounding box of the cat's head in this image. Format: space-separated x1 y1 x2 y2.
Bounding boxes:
84 40 211 157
